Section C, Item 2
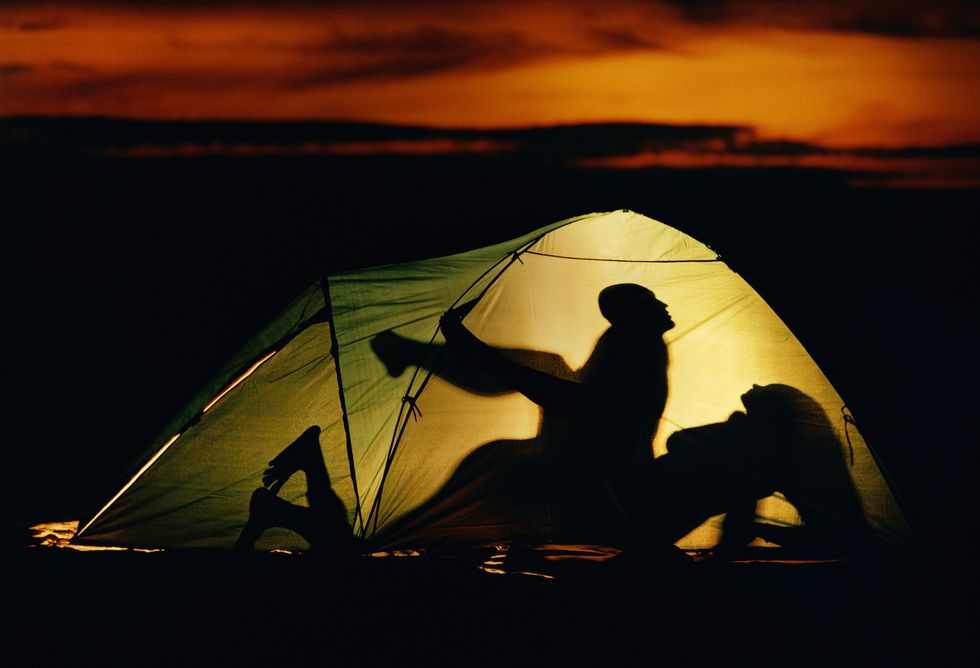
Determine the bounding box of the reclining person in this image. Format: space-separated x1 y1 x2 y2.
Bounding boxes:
645 384 875 555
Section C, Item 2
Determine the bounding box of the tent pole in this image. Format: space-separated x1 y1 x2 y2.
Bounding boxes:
363 236 550 539
322 277 366 538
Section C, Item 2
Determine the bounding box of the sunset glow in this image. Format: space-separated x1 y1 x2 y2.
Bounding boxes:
2 1 979 148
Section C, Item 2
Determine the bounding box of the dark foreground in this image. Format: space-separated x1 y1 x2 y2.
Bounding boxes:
12 546 974 666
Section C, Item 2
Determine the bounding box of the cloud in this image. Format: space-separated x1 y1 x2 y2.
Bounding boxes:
6 117 976 188
18 18 67 32
284 24 541 88
662 0 737 24
828 5 980 39
585 27 663 51
663 0 980 38
51 60 94 74
321 24 519 56
65 68 261 99
1 63 34 75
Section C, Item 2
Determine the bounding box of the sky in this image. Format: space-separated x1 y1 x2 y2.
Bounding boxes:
2 0 979 149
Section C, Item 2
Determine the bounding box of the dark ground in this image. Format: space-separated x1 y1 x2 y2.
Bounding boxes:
12 545 975 666
3 119 978 665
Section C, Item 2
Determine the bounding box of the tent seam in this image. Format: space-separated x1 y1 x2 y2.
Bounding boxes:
522 250 721 263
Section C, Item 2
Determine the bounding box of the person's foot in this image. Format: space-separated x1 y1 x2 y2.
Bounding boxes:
370 331 408 377
263 426 321 493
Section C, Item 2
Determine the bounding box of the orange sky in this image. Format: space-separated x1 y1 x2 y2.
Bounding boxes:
2 1 979 147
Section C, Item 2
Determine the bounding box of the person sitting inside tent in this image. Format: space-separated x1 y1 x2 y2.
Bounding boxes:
376 293 873 556
235 425 356 555
642 383 877 555
373 283 675 547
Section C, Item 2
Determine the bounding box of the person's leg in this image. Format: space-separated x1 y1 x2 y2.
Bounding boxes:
236 427 353 551
235 486 326 548
262 426 323 495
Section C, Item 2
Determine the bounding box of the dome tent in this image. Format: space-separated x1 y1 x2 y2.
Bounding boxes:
74 210 913 553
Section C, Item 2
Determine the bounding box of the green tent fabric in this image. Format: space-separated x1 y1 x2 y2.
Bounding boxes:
75 211 913 552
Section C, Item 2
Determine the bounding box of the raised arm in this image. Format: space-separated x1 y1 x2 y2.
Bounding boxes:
440 309 593 416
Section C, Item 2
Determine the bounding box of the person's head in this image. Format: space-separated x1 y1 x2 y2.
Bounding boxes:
740 383 832 448
739 384 869 541
741 384 800 422
598 283 673 334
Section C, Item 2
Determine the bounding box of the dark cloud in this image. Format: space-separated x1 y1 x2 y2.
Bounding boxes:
586 27 663 51
285 55 477 88
732 139 830 157
51 60 94 74
664 0 980 38
284 20 667 90
63 69 261 100
1 63 34 75
663 0 736 24
322 24 522 56
854 144 980 158
18 18 66 32
19 117 973 160
4 117 975 189
828 6 980 39
0 116 743 150
286 25 538 88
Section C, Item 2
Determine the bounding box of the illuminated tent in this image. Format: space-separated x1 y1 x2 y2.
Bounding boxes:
75 210 913 552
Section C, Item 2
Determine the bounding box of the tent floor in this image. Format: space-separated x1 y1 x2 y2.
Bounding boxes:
13 544 972 666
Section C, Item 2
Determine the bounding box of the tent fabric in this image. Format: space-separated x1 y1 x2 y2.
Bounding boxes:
76 211 913 551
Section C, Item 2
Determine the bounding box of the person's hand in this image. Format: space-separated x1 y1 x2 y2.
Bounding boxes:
440 307 465 342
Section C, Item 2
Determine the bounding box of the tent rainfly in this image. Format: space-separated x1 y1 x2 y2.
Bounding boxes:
74 211 913 553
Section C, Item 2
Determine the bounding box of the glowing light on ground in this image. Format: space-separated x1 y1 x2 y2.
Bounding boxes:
28 520 163 552
28 520 79 546
368 549 424 558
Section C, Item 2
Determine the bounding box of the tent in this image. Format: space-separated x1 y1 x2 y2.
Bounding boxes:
73 210 913 553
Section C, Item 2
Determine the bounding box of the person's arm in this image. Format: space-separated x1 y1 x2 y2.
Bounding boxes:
440 308 592 416
372 327 577 397
371 329 513 395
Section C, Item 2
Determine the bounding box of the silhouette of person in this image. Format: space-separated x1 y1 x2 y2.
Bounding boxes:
235 426 356 554
372 283 674 547
641 384 875 554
